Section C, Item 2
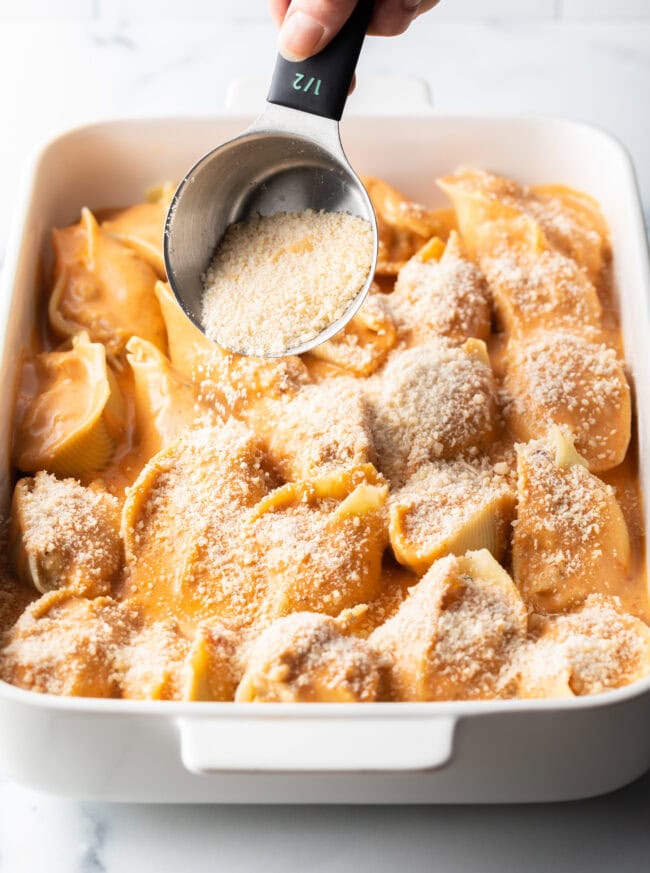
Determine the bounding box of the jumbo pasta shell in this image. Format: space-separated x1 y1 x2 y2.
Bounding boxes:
13 332 119 477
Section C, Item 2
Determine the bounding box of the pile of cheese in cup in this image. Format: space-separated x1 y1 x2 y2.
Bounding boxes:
201 209 373 356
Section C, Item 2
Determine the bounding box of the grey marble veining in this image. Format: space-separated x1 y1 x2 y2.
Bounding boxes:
1 10 650 873
1 770 650 872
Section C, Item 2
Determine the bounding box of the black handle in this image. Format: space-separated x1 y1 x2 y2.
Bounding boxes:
267 0 374 122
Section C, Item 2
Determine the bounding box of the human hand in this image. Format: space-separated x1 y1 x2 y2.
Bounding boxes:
269 0 440 62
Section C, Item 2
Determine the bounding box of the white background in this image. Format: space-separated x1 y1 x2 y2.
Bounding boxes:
1 1 650 870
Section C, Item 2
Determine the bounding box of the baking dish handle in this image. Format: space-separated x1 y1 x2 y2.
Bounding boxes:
177 714 456 773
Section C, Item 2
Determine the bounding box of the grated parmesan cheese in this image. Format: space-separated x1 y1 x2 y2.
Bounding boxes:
201 210 373 356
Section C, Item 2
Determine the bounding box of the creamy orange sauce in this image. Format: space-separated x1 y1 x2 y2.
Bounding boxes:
2 168 648 704
600 440 648 621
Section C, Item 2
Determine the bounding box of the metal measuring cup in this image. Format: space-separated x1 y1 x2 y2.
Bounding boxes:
163 0 378 358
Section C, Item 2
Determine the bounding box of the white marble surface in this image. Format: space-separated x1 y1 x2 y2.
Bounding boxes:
1 12 649 262
1 770 650 873
1 6 650 872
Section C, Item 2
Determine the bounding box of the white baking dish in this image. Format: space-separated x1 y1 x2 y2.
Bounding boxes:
1 79 650 803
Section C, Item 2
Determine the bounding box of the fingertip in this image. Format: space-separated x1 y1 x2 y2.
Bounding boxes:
279 8 327 62
278 42 308 63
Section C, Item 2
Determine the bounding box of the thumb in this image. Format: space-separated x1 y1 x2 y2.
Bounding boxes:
278 0 357 62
